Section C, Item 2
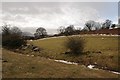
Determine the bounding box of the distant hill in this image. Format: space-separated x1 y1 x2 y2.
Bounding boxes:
22 32 34 37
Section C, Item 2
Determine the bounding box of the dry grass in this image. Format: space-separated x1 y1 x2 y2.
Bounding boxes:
2 48 118 78
28 35 119 72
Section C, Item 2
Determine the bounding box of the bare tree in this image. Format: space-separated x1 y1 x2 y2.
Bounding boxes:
2 24 11 35
85 20 95 31
64 25 75 35
34 27 47 39
11 26 22 36
111 24 116 29
93 22 101 30
57 26 65 34
102 19 112 29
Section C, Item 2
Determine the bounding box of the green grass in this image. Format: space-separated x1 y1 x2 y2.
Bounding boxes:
2 48 118 78
28 35 119 72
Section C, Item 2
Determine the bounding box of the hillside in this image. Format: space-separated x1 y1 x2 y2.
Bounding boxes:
2 48 118 78
28 35 119 72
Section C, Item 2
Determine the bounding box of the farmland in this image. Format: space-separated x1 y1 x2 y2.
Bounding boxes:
2 35 120 78
2 2 120 79
28 35 119 72
2 48 118 78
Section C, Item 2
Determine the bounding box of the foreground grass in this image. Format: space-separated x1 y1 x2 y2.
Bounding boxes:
2 49 118 78
28 35 119 72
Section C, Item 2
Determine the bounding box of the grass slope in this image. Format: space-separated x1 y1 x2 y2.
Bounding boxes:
2 49 118 78
28 35 119 72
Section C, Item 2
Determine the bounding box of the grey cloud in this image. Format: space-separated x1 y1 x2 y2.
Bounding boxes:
2 13 28 23
2 2 39 15
1 2 118 34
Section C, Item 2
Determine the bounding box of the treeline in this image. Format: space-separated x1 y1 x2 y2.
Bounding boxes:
2 24 48 49
57 19 117 36
1 19 119 49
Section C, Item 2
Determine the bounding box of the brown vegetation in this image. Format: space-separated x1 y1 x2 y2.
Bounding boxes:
80 28 120 35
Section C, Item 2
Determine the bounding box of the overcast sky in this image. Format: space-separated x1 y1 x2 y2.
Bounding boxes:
1 2 119 34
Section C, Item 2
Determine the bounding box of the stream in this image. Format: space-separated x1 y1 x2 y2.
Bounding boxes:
53 59 120 75
18 53 120 75
28 35 120 75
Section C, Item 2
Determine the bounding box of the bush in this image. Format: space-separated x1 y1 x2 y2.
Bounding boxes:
65 36 85 55
2 34 26 49
2 24 26 49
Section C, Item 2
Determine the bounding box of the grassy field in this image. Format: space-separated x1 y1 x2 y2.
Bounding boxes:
2 48 119 78
28 35 119 72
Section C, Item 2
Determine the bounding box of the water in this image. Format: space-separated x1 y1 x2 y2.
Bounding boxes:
87 65 94 69
54 60 78 65
54 59 120 75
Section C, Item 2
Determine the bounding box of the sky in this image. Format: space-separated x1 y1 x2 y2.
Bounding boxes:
1 2 119 34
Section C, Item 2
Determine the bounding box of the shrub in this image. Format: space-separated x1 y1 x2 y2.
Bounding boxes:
2 24 26 49
2 34 26 49
65 36 85 55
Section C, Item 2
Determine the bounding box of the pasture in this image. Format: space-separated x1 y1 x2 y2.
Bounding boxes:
2 35 120 78
28 35 119 72
2 48 118 78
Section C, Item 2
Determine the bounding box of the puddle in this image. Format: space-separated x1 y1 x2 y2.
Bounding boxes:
87 65 95 69
54 60 78 65
109 71 120 75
